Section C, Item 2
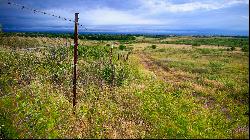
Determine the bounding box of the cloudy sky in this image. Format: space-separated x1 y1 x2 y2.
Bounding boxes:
0 0 249 35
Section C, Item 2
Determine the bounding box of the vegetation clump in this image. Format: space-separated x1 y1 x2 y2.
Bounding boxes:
151 44 157 49
241 45 249 52
119 44 126 50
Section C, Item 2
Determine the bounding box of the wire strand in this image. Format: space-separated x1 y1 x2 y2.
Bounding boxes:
7 0 88 30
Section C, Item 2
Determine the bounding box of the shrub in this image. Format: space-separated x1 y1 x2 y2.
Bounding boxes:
115 64 131 86
230 46 236 51
101 64 114 85
241 45 249 52
151 45 157 49
101 63 131 86
119 44 126 50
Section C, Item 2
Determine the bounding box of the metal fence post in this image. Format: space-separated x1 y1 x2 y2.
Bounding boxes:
73 13 79 110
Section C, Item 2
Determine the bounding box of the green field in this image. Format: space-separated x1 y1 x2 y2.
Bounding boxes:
0 33 249 139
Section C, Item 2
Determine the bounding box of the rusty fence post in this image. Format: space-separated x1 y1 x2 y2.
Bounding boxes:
73 13 79 111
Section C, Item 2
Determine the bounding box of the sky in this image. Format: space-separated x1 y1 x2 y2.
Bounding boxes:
0 0 249 35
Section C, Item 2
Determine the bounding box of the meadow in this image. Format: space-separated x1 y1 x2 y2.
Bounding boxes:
0 33 249 138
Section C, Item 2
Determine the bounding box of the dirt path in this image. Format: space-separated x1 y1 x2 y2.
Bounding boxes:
137 52 168 81
136 52 195 84
136 52 234 115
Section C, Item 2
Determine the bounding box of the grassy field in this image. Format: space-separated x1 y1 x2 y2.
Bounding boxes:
0 33 249 138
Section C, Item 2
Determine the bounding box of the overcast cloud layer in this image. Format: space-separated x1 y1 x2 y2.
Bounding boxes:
0 0 249 35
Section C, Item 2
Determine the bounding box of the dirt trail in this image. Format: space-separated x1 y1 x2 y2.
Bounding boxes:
137 52 168 81
136 52 230 113
137 52 195 84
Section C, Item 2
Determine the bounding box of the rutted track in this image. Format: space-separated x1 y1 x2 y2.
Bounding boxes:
136 52 195 84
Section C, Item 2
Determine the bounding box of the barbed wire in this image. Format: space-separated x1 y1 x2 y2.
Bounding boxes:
6 0 88 30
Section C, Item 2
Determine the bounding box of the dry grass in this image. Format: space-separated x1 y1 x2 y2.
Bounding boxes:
0 35 248 139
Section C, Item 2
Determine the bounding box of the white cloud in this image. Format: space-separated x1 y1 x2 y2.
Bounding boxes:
139 0 249 13
40 7 165 26
81 8 165 25
38 0 248 27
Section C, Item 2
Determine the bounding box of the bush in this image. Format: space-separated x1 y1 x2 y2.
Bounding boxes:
115 63 131 86
241 45 249 52
230 46 236 51
101 63 131 86
151 45 157 49
101 64 114 85
119 44 126 50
